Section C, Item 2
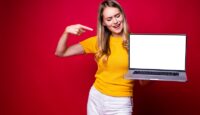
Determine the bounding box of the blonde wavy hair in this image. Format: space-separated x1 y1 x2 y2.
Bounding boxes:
95 0 129 63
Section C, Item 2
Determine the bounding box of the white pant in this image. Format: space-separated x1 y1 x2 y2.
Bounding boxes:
87 86 133 115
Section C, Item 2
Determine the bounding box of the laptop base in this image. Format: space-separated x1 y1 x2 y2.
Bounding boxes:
125 70 187 82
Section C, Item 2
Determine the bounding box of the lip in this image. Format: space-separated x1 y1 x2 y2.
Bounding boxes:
113 23 121 29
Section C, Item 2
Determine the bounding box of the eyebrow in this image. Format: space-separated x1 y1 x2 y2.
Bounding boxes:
105 13 121 19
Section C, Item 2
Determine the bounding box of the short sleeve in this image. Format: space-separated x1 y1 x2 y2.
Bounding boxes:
79 36 98 54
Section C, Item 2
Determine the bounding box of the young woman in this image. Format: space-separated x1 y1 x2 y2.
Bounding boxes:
55 0 143 114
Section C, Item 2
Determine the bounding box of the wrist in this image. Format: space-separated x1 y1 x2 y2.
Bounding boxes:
63 31 68 35
63 29 69 35
64 26 69 34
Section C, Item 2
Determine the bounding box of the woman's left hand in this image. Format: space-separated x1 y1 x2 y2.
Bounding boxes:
139 80 151 86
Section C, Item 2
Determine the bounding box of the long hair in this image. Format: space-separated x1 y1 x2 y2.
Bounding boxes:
95 0 129 63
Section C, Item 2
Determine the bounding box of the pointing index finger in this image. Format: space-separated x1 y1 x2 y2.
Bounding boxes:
80 25 93 31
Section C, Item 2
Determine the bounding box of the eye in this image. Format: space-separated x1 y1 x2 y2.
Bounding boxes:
106 18 112 21
115 14 121 18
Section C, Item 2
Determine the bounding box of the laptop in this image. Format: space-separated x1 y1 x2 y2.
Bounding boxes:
125 34 187 82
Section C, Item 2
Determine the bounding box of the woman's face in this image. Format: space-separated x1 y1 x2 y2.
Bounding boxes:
102 7 124 36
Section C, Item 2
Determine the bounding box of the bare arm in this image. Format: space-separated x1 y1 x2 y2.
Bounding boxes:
55 24 93 57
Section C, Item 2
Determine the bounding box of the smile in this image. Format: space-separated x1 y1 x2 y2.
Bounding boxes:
113 23 121 29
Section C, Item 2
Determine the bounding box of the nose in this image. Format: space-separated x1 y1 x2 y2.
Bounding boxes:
113 17 118 24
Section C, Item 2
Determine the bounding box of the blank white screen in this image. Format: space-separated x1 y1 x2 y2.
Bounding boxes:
129 34 186 70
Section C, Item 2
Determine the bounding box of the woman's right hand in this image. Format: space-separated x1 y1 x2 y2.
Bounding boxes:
65 24 93 36
55 24 93 57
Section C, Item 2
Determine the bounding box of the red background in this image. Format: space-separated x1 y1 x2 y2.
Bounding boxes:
1 0 200 115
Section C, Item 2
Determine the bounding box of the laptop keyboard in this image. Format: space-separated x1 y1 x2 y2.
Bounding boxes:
133 71 179 76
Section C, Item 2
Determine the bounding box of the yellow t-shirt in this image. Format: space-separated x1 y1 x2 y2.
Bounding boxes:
79 36 134 97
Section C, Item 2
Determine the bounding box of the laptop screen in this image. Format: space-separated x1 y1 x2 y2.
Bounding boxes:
129 34 186 71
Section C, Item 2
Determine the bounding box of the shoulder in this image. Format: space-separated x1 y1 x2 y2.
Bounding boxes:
80 36 97 44
86 36 97 41
79 36 98 53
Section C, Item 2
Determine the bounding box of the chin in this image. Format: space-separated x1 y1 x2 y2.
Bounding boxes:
111 26 123 35
108 26 123 35
112 29 123 34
